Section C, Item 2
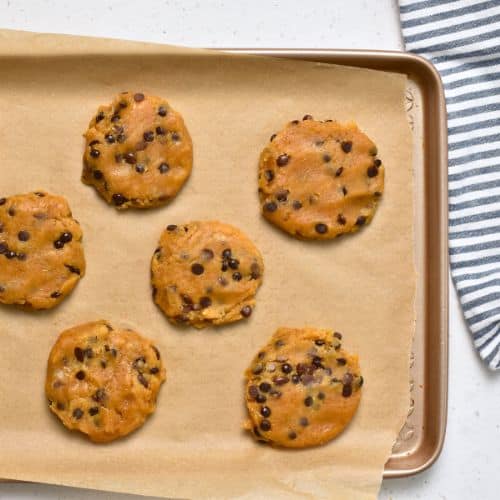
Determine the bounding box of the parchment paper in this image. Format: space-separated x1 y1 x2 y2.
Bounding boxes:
0 30 414 500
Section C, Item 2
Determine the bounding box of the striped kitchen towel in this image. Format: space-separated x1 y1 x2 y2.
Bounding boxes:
399 0 500 370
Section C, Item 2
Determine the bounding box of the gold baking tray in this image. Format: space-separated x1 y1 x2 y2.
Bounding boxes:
225 49 449 478
0 46 448 484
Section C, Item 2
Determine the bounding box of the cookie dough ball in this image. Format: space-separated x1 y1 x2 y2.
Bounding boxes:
258 117 384 239
45 320 166 443
151 221 264 328
244 327 362 448
82 92 193 209
0 191 85 309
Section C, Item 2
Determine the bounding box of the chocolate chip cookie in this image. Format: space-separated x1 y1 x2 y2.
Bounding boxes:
258 117 384 239
244 327 362 448
82 92 193 209
151 221 264 328
0 191 85 309
46 320 166 443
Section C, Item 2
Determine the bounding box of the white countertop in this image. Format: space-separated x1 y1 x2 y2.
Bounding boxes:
0 0 498 498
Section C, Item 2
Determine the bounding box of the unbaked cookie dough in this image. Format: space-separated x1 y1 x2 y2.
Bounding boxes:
82 91 193 209
151 221 264 328
258 117 384 239
45 320 166 443
244 327 362 448
0 191 85 309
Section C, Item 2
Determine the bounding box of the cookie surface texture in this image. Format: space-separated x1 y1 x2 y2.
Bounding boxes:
82 91 193 209
258 117 384 239
151 221 264 328
45 320 166 443
244 327 362 448
0 191 85 309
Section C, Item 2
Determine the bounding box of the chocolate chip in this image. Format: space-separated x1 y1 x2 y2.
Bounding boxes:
89 407 99 416
18 230 30 241
5 250 15 259
256 393 267 403
156 126 165 135
74 347 84 362
143 131 154 142
299 417 309 427
341 141 352 153
323 154 331 163
105 134 115 144
241 305 252 317
315 223 328 234
197 248 214 263
171 132 180 141
182 295 194 305
367 165 378 177
56 402 65 410
288 430 297 440
60 232 72 243
335 167 344 177
337 358 347 366
134 164 145 174
0 198 5 205
318 392 325 400
259 382 271 393
119 100 128 109
90 149 100 158
291 374 300 384
260 406 271 417
200 296 212 308
303 114 313 120
191 263 204 275
101 361 107 368
276 190 289 202
260 420 271 432
314 339 325 346
93 169 103 180
167 224 177 231
252 363 264 375
337 214 346 225
124 152 136 164
270 133 277 142
92 388 106 403
89 140 100 147
342 384 352 397
72 408 83 419
374 159 382 167
232 272 242 281
273 376 289 385
112 193 127 206
250 262 261 280
134 93 145 102
304 396 313 407
374 191 382 197
264 170 274 182
291 120 299 125
276 154 289 167
355 215 366 226
334 332 342 340
228 258 239 269
95 112 105 123
281 363 292 374
138 373 148 388
342 186 348 196
275 339 285 347
8 208 15 216
158 162 169 174
75 370 85 380
50 291 61 298
264 201 277 212
158 106 167 116
117 134 126 143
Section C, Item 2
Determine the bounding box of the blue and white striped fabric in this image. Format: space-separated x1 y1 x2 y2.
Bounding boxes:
399 0 500 370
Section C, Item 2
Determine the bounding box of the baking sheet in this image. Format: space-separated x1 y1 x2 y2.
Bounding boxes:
0 31 415 499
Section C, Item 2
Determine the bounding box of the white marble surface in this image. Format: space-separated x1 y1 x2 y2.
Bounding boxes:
0 0 498 498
